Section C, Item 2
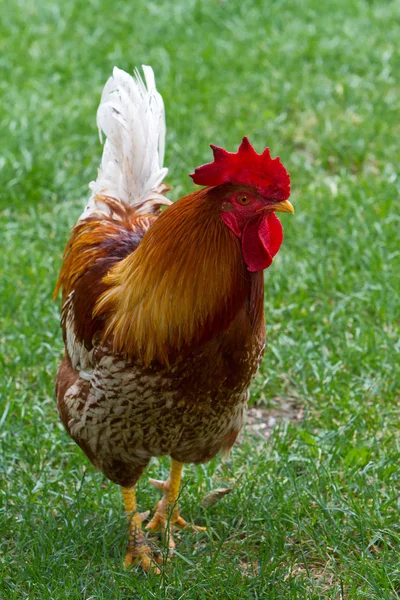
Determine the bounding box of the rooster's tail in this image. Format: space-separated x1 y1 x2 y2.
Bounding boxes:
80 66 171 220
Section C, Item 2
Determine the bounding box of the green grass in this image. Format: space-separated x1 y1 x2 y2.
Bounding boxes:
1 0 400 597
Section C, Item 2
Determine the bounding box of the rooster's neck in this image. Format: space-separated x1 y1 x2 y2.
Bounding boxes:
95 188 263 364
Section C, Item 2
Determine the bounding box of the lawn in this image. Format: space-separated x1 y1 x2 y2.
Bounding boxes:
1 0 400 598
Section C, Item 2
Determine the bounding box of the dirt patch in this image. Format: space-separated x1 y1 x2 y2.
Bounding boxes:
285 562 346 596
241 397 304 442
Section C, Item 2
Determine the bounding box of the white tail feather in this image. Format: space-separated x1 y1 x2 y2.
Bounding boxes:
81 66 170 219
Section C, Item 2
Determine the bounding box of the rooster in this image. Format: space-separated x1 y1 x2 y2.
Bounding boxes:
55 66 293 572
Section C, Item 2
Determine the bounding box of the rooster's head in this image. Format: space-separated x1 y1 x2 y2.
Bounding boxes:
190 137 293 272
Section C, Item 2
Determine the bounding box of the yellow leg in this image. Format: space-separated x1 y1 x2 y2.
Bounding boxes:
122 486 160 573
146 459 206 553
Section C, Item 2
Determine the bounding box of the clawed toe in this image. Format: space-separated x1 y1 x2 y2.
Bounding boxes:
123 545 162 574
174 515 206 532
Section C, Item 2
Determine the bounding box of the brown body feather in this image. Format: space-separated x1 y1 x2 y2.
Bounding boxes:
55 190 265 487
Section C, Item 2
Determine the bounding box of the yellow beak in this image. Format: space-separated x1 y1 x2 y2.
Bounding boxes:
273 199 294 214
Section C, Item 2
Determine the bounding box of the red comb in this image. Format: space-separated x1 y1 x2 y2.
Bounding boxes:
190 136 290 200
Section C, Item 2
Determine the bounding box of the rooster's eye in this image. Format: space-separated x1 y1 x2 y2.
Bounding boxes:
238 196 251 205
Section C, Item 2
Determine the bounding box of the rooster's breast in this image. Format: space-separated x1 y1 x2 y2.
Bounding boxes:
58 306 265 481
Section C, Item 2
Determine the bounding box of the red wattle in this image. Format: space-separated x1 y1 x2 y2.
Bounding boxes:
242 213 283 272
266 212 284 258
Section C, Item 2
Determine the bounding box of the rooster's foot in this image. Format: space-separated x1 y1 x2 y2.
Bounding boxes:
147 476 206 554
124 509 162 573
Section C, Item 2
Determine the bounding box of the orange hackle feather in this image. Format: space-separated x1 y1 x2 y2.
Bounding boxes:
54 197 155 303
94 187 251 365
